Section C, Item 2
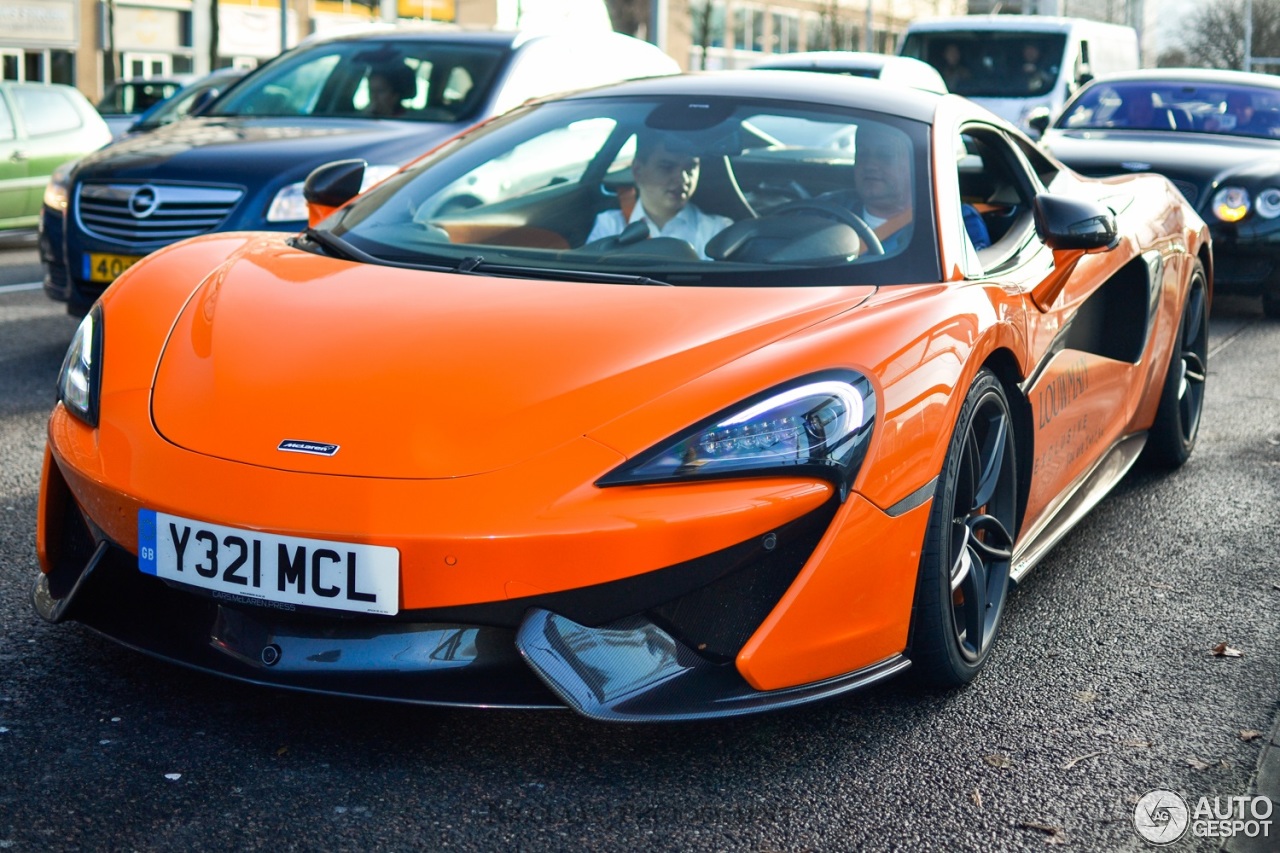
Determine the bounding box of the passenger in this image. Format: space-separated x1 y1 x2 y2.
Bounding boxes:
1020 43 1053 94
940 43 972 90
1113 90 1164 129
825 124 990 253
365 61 417 117
585 129 732 259
1208 91 1260 134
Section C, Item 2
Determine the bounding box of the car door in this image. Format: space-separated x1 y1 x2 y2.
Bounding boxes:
10 84 90 219
0 89 29 226
958 123 1143 530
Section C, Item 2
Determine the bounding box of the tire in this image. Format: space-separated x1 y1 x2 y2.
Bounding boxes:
1145 261 1208 469
910 369 1019 688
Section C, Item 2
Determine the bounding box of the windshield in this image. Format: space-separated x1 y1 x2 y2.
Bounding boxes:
901 32 1066 98
320 94 939 287
1057 79 1280 138
211 38 506 122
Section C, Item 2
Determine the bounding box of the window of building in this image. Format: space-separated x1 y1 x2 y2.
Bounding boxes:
771 11 800 54
692 0 725 49
733 5 765 52
806 11 859 52
51 51 74 86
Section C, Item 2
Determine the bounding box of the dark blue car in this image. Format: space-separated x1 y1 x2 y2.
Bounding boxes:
40 28 677 315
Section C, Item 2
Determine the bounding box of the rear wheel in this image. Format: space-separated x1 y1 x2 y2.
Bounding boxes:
910 369 1018 688
1145 261 1208 468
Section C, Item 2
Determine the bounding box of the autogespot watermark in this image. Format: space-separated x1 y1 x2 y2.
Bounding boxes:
1133 789 1273 845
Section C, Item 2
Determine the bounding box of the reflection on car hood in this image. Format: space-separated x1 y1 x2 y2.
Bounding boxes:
1045 130 1280 182
71 115 464 184
150 236 876 479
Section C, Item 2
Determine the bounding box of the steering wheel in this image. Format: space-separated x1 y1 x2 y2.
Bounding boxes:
773 200 885 256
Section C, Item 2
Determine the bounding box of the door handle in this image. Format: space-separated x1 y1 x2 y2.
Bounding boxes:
10 149 26 163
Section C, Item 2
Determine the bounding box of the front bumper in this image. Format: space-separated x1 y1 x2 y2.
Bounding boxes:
35 426 926 719
33 490 911 720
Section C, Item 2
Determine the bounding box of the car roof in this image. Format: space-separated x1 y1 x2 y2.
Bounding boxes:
1084 67 1280 91
754 51 895 71
556 69 942 123
750 52 947 95
300 26 541 50
905 15 1133 33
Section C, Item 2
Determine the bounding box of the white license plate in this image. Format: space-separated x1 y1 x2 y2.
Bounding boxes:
138 510 399 615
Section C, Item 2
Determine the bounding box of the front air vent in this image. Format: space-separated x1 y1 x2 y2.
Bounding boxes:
76 183 244 245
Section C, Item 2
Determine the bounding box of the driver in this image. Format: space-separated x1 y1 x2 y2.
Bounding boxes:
850 123 915 252
585 129 732 259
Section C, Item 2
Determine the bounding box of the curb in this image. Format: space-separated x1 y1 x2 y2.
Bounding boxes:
1222 705 1280 853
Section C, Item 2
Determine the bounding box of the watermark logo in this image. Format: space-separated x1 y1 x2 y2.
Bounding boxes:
1134 791 1273 844
1134 790 1189 844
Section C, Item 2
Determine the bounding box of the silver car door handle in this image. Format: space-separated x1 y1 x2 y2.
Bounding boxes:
10 149 26 162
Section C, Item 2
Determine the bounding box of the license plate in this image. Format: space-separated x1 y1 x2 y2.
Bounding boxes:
138 510 399 615
83 252 143 284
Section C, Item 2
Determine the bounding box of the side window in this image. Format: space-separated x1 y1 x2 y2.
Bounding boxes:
957 126 1040 272
14 87 82 136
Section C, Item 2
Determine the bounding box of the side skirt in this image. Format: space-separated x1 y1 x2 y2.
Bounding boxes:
1010 431 1147 585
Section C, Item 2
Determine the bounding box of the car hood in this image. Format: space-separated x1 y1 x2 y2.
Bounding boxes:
72 115 464 184
1045 130 1280 180
150 237 876 479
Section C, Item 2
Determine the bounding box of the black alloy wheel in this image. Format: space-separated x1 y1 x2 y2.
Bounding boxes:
911 369 1019 687
1146 260 1208 468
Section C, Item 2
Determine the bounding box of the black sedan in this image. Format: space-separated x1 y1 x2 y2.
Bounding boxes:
1040 68 1280 317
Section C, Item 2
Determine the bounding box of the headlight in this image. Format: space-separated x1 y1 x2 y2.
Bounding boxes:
597 371 876 495
266 165 400 222
57 304 103 427
42 160 75 212
1212 186 1250 222
1256 188 1280 219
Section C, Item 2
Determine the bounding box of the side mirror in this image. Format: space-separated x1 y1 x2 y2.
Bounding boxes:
1030 193 1119 310
303 159 366 227
1027 107 1052 137
1033 192 1118 252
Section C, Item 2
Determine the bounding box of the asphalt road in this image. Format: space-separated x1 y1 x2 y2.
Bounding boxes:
1 241 1277 851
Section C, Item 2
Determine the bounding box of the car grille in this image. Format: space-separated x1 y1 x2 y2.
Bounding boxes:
76 183 244 244
1169 180 1199 206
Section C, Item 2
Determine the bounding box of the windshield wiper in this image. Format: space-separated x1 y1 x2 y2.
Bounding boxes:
301 228 453 272
300 236 672 285
301 227 359 261
458 257 674 286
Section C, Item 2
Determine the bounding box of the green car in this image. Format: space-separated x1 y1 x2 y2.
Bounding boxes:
0 82 111 230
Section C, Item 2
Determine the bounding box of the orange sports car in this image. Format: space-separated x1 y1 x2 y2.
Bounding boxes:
35 72 1210 721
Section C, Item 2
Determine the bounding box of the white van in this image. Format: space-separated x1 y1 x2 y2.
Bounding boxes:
899 16 1139 135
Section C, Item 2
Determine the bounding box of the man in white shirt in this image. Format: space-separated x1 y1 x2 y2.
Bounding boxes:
585 131 732 259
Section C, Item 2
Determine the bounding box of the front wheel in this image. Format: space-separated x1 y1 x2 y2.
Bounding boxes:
910 369 1019 688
